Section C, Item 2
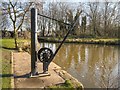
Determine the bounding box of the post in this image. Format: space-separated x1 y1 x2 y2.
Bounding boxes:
31 8 38 76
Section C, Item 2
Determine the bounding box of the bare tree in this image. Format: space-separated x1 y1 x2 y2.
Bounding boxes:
35 2 45 36
67 8 82 36
101 2 120 37
2 1 32 49
92 60 119 89
74 9 82 36
87 2 101 36
0 3 10 31
81 16 86 33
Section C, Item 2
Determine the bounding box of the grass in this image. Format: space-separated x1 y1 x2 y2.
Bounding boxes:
49 80 74 90
38 37 120 45
0 49 11 88
0 38 29 88
0 39 15 49
0 38 30 49
0 38 30 88
48 80 82 90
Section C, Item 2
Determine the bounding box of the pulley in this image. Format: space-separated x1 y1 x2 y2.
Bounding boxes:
38 47 53 62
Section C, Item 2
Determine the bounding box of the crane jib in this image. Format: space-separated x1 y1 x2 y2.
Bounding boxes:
36 9 82 74
37 12 81 63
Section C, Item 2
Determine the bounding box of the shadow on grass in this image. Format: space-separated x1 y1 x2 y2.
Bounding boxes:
0 74 14 78
0 73 30 78
0 46 16 50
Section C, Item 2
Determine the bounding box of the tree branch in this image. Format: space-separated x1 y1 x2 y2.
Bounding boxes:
7 3 14 23
9 1 17 22
16 2 33 31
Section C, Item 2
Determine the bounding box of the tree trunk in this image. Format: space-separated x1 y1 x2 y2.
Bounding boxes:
43 26 45 37
47 20 50 36
14 30 18 49
13 22 18 49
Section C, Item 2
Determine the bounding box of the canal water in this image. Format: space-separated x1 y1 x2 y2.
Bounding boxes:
39 42 119 88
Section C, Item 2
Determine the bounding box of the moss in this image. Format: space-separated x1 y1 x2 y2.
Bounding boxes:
64 80 74 88
48 80 83 90
49 80 74 90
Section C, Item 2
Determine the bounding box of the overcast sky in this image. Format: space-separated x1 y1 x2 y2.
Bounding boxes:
40 0 119 2
1 0 119 2
32 0 119 2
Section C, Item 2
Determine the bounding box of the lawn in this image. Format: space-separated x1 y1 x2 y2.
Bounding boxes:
0 39 15 49
0 38 30 88
0 49 11 88
0 38 30 49
39 37 120 45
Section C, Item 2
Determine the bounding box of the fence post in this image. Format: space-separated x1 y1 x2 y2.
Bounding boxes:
31 8 38 76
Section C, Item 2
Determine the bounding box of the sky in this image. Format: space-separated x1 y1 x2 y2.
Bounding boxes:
35 0 120 2
1 0 119 2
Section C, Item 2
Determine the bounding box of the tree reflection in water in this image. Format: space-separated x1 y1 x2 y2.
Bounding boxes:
39 43 119 88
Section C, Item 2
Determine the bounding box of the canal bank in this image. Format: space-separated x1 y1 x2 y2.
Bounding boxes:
38 37 120 45
12 52 83 89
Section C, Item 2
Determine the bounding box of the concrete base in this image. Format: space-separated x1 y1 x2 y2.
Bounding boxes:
30 72 51 78
12 52 83 89
12 52 64 88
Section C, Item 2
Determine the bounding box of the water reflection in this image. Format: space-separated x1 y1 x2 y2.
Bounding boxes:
39 43 119 88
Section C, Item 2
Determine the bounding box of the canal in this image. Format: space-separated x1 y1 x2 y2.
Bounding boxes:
39 42 119 88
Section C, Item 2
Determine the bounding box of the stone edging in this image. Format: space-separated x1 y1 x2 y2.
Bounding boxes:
54 68 84 89
11 51 14 88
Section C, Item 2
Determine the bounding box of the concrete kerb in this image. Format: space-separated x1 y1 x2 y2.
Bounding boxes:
11 51 14 88
54 68 84 89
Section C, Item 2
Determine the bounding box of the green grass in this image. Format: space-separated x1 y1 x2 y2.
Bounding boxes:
0 38 30 49
48 80 83 90
48 80 82 90
0 38 30 88
39 37 120 45
0 49 11 88
0 39 15 49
